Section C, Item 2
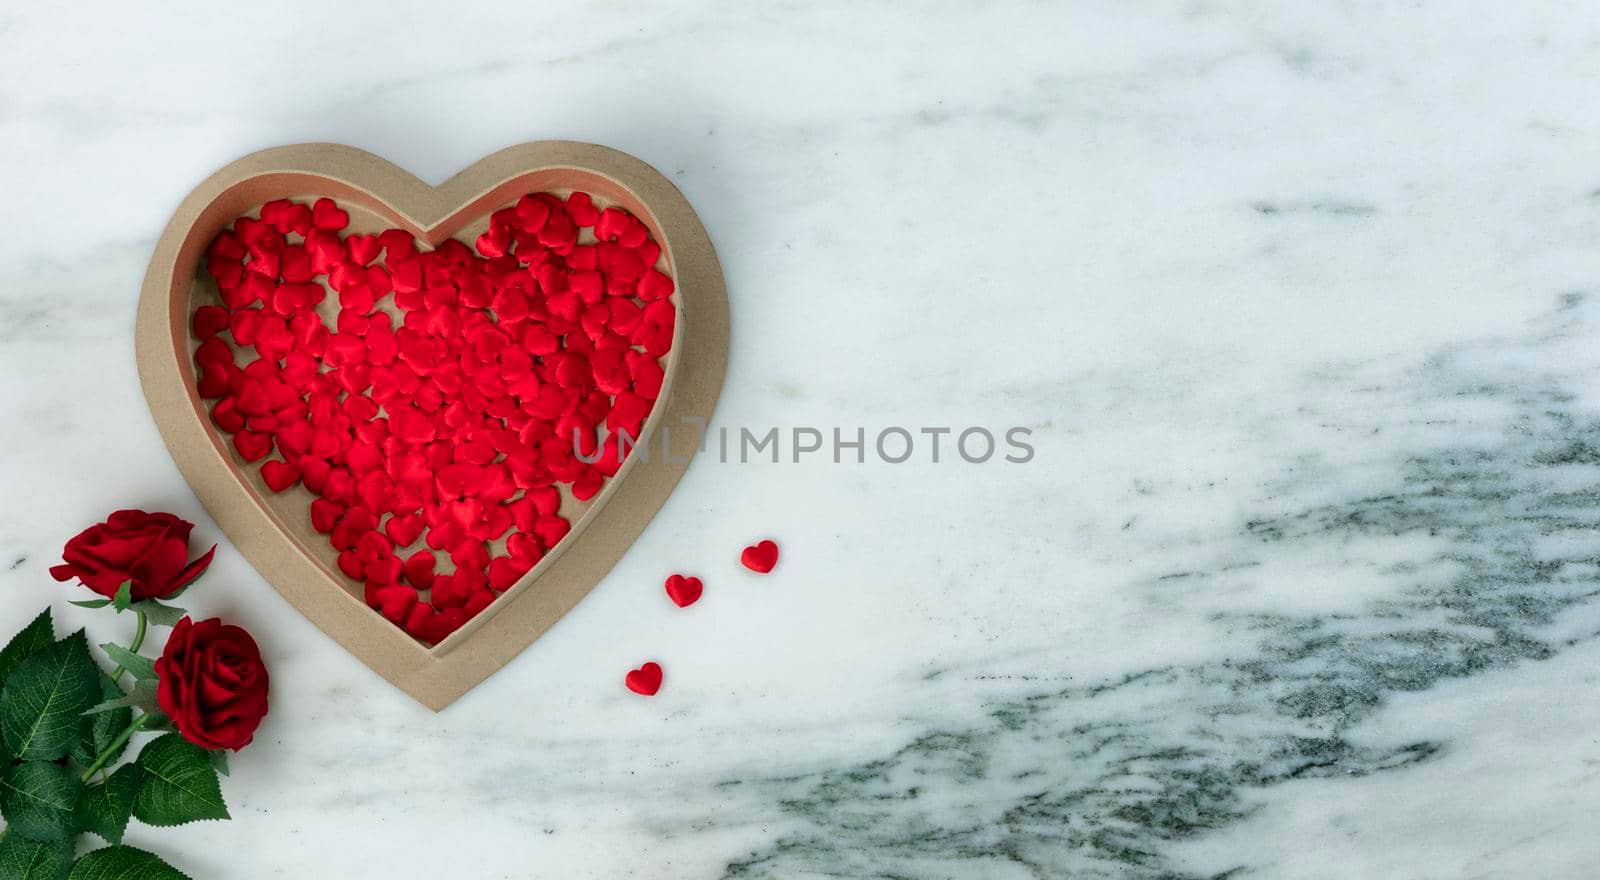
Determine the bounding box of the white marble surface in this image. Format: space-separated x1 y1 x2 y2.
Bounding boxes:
4 1 1600 876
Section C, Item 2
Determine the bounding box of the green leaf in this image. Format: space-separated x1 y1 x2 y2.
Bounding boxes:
71 673 132 770
1 632 101 761
0 610 56 691
131 733 229 825
0 761 83 841
111 583 133 614
68 846 191 880
0 834 74 880
84 680 158 718
76 764 141 845
68 600 112 610
208 749 228 778
128 601 185 629
138 712 174 734
97 645 155 683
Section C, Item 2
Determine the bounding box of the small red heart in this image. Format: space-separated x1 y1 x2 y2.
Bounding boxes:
260 459 301 493
310 197 349 231
664 574 703 608
625 661 662 696
740 539 779 574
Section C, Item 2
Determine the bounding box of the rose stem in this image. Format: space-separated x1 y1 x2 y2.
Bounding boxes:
80 713 151 782
108 609 149 682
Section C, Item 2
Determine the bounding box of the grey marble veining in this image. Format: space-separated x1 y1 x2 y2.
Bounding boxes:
712 296 1600 879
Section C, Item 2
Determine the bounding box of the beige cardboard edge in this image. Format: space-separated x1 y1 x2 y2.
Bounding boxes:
134 142 729 711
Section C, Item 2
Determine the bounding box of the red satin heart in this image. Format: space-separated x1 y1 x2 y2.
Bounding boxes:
625 661 662 696
740 540 779 574
663 574 702 608
260 459 301 492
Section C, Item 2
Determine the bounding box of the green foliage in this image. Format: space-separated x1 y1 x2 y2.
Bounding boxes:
131 734 228 826
127 602 186 629
76 764 141 845
0 611 57 689
1 633 100 761
71 673 133 770
96 646 154 683
0 834 74 880
0 761 83 841
67 846 190 880
84 681 158 719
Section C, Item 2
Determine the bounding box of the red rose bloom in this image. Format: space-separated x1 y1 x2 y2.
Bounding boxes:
156 617 269 751
49 510 216 601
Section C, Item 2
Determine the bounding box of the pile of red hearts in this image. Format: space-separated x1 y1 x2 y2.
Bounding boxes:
191 192 674 644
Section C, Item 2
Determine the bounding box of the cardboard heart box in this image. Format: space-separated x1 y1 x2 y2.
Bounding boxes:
134 142 728 710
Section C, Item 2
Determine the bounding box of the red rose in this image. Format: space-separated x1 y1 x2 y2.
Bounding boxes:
155 616 269 751
49 509 216 601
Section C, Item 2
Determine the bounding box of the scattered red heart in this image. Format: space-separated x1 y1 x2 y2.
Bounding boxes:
740 539 780 573
663 573 703 608
625 661 663 696
194 192 675 645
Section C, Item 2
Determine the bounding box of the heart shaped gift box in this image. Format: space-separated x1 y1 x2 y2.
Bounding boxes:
135 142 728 710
